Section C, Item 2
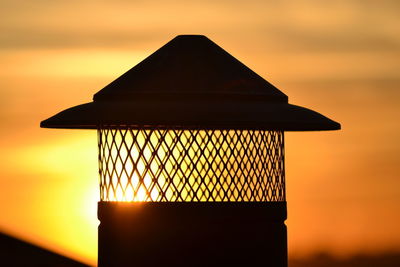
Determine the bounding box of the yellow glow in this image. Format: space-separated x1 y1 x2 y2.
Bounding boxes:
98 129 284 203
111 174 151 202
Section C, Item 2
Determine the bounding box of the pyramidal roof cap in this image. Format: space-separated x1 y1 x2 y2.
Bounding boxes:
41 35 340 131
93 35 288 103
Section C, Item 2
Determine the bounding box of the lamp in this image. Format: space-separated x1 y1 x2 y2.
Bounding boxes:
41 35 340 267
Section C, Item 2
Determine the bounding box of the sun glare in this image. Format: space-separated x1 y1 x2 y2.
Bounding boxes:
111 173 152 202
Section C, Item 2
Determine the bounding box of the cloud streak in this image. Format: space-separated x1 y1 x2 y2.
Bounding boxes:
1 0 399 52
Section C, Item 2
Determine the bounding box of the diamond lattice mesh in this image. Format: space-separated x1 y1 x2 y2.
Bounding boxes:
98 128 285 202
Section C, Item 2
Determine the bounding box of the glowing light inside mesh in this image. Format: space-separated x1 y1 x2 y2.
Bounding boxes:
98 128 285 202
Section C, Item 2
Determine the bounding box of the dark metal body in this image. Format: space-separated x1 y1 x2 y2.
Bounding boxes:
98 202 287 267
40 35 340 267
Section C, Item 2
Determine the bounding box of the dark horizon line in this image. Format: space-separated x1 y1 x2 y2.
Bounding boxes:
1 230 400 267
0 231 91 267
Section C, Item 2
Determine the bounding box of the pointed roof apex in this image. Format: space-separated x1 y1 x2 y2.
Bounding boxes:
93 34 288 102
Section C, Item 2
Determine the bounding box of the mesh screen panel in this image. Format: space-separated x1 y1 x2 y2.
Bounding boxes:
98 128 285 202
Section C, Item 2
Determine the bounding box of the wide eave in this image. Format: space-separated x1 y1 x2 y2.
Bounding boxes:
41 98 340 131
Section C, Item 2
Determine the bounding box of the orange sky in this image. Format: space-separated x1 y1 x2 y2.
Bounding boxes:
1 0 399 266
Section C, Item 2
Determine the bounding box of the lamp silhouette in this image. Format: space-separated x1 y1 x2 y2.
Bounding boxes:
41 35 340 267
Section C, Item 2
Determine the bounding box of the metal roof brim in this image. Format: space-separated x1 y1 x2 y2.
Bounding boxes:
41 100 340 131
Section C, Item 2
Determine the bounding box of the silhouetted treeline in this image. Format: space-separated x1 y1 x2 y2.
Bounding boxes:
289 252 400 267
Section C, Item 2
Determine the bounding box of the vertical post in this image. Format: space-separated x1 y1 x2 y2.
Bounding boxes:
98 202 287 267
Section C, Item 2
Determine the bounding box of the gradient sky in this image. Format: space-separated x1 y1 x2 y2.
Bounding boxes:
1 0 399 266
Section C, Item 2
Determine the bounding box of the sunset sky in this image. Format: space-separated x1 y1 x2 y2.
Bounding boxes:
1 0 399 266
